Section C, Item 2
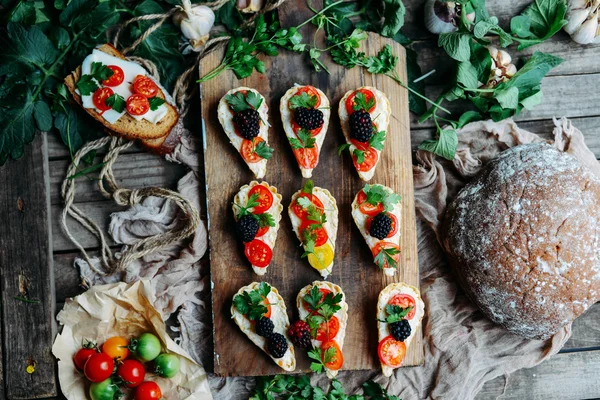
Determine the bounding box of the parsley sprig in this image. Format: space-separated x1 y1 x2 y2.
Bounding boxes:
380 304 413 324
338 127 386 158
76 62 115 96
289 92 318 110
361 184 401 212
297 195 328 258
289 130 316 150
232 282 272 321
352 91 375 112
374 246 400 270
234 193 276 229
308 346 337 374
303 286 342 344
225 91 263 113
250 138 274 160
105 93 125 113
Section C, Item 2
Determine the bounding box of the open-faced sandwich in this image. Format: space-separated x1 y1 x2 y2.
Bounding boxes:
233 181 282 275
289 281 347 378
231 282 296 371
377 283 424 376
65 44 180 155
352 184 402 275
288 180 338 278
218 87 274 179
338 87 390 181
280 84 330 178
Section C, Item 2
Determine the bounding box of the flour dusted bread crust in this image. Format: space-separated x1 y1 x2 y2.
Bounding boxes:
442 143 600 339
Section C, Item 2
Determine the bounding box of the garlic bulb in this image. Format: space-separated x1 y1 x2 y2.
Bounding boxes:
173 0 215 52
236 0 265 13
564 0 600 44
424 0 475 34
481 46 517 89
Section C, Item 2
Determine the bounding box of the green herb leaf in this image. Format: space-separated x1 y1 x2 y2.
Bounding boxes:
253 139 274 160
76 75 99 96
33 101 53 132
352 91 376 112
381 0 406 38
148 96 165 111
106 93 126 113
253 212 275 228
384 304 413 323
373 246 401 270
353 149 365 164
232 283 271 321
456 62 478 90
301 180 314 195
361 184 401 212
225 91 263 113
337 143 351 155
438 32 471 62
418 129 458 161
289 91 318 110
289 130 316 150
510 0 568 50
90 61 114 81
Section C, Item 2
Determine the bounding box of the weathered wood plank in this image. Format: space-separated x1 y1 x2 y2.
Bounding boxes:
563 303 600 351
0 133 57 399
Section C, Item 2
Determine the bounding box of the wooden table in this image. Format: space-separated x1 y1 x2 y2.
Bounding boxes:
0 0 599 398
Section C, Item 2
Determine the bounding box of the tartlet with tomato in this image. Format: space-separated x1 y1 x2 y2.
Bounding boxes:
280 84 330 178
351 184 402 275
338 87 390 181
377 283 424 376
218 87 274 179
288 180 339 278
231 282 296 371
233 181 282 274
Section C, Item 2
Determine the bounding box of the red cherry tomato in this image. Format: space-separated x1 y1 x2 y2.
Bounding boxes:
378 335 406 368
73 347 97 371
84 352 115 383
316 316 340 342
345 88 376 114
350 139 370 151
356 190 384 216
292 120 323 136
117 359 146 388
303 288 332 312
366 213 398 238
289 85 321 108
133 75 159 98
352 147 378 172
293 145 319 169
134 381 162 400
92 87 114 112
371 242 401 270
244 239 273 268
103 65 124 87
248 184 274 214
240 137 266 163
256 225 270 237
300 220 328 247
388 293 416 320
126 94 150 116
292 193 325 220
321 340 344 370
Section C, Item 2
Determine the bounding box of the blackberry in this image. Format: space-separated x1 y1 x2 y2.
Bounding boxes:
295 107 324 131
234 109 260 139
370 212 393 239
236 215 259 242
255 317 274 337
390 319 411 342
287 320 311 349
267 333 288 358
349 110 373 142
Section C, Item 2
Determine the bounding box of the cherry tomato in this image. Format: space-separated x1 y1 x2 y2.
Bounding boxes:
356 190 384 216
93 87 114 112
352 147 378 172
371 242 401 270
303 288 332 312
84 352 115 383
135 381 162 400
388 294 416 320
102 336 129 360
292 193 325 220
293 145 319 169
126 94 150 116
131 333 162 362
321 340 344 370
292 120 323 136
248 184 274 214
133 75 159 98
378 335 406 368
263 298 272 319
350 139 370 151
244 239 272 268
154 353 180 378
241 137 266 163
256 225 269 237
366 213 398 238
289 85 321 108
316 316 340 342
300 220 328 247
307 243 335 271
345 88 376 114
117 359 146 388
90 378 121 400
102 65 124 87
73 346 98 370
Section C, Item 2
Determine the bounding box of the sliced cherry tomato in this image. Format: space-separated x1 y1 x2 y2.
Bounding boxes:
352 147 378 172
73 346 98 370
135 381 162 400
316 316 340 342
244 239 272 268
307 243 334 271
366 213 399 238
289 85 321 108
378 335 406 368
292 120 323 136
292 193 325 220
248 184 274 213
356 190 384 216
350 139 370 151
133 75 159 98
103 65 124 87
321 340 344 370
84 352 115 383
241 137 266 164
256 225 270 237
126 94 150 116
300 220 328 247
345 88 376 114
293 145 319 169
388 293 416 320
371 242 401 270
93 87 114 112
263 298 272 319
117 359 146 388
102 336 129 360
303 288 332 312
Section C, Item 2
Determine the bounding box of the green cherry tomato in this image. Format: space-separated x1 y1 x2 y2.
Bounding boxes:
90 378 121 400
154 353 180 378
131 333 162 362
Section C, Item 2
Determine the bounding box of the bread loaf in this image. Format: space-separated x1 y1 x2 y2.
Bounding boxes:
442 143 600 339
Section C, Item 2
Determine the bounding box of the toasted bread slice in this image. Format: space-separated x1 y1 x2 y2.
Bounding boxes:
64 43 179 141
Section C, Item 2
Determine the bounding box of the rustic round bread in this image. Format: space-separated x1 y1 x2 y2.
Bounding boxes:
442 143 600 339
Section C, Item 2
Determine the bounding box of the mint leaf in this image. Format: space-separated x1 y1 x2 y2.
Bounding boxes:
418 129 458 161
148 96 165 111
106 93 126 113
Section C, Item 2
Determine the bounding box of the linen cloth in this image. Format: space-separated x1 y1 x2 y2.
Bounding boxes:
72 117 595 399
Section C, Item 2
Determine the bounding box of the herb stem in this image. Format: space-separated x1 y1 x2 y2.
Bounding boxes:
296 0 345 29
384 70 451 114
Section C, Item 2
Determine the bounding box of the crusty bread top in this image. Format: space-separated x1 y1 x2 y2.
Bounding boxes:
442 143 600 339
64 44 179 141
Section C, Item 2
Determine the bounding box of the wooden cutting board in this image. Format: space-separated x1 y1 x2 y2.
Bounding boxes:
200 1 422 377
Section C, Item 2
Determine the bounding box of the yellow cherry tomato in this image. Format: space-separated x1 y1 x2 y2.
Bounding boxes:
308 243 334 271
102 336 130 360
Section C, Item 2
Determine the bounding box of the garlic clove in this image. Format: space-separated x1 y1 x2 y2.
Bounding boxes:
505 64 517 78
487 46 499 59
497 49 512 66
564 9 590 34
237 0 265 13
572 16 599 44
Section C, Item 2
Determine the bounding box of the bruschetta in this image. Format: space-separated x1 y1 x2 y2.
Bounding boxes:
280 84 330 177
233 181 282 274
218 87 274 179
377 283 424 376
338 87 391 181
288 180 338 278
351 184 402 275
231 282 296 371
